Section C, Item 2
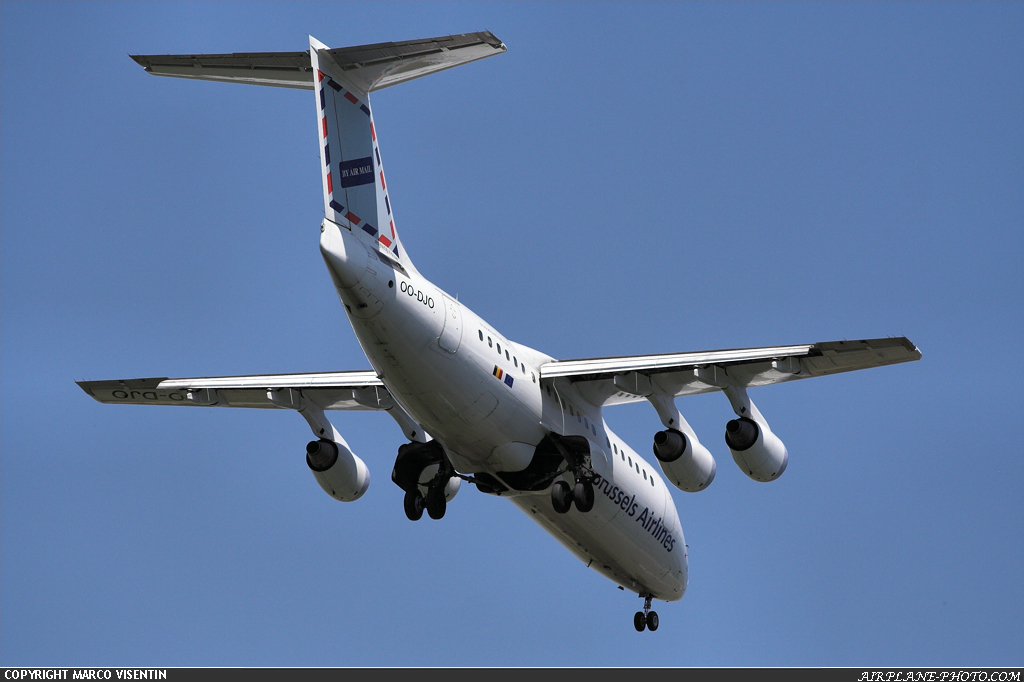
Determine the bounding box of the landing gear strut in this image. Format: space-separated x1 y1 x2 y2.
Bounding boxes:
634 594 659 632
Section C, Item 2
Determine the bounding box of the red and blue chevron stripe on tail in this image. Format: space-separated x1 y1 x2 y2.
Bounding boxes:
310 36 401 261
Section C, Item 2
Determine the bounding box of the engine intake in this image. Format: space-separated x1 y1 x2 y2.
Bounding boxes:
724 417 788 482
652 429 716 492
725 418 759 451
306 439 370 501
653 429 685 462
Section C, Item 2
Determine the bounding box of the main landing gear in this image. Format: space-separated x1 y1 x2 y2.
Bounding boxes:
634 594 659 632
550 477 595 514
392 440 457 521
547 433 597 514
403 483 448 521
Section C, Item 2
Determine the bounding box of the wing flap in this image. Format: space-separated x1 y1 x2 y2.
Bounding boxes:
543 337 921 406
77 371 385 411
540 344 814 380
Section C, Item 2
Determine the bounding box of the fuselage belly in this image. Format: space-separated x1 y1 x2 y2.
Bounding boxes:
322 222 686 601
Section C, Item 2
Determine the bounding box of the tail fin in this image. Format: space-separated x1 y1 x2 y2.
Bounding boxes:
310 36 403 262
130 32 507 265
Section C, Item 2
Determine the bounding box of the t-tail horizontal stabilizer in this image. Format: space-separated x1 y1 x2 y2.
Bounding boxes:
129 31 506 91
129 32 507 267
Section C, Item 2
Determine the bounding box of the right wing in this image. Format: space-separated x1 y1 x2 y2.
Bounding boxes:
77 371 393 411
540 336 922 407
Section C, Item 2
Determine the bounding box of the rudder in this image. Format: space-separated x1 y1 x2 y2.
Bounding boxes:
310 37 403 263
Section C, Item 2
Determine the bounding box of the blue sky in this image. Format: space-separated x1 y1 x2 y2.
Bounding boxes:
2 1 1022 667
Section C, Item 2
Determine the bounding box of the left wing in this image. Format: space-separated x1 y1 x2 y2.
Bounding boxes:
540 336 921 406
77 371 393 411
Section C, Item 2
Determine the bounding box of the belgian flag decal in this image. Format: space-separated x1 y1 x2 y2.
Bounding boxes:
493 366 514 388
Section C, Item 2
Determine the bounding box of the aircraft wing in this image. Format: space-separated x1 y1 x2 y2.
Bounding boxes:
539 337 921 407
77 371 392 411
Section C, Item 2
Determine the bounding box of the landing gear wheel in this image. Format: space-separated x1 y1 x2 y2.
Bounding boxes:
403 489 424 521
551 480 572 514
646 611 659 631
636 593 658 632
573 480 595 513
426 484 447 520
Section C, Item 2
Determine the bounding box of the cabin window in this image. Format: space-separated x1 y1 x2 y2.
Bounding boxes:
628 456 632 467
488 336 492 348
496 343 501 354
613 443 618 454
505 350 510 361
513 356 518 368
650 477 654 487
521 364 526 374
643 470 647 480
478 330 483 341
532 373 536 383
584 418 589 429
592 424 597 436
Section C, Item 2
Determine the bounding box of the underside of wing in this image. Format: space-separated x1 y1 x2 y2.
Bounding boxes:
77 370 389 411
540 337 922 406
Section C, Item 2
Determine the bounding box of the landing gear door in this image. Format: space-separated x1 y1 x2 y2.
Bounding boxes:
438 294 463 353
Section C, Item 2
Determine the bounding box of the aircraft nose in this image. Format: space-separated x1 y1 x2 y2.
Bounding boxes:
660 531 688 600
663 545 688 600
320 221 369 289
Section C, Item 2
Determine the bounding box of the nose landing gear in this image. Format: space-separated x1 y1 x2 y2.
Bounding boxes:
634 594 659 632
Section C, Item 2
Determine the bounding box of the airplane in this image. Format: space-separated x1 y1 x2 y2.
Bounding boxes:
77 31 922 632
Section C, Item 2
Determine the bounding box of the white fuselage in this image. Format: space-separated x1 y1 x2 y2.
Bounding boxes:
321 221 686 601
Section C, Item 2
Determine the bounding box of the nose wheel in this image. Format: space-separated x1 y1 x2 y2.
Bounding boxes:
634 594 659 632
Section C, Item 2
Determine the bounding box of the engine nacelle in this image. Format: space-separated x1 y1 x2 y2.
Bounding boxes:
306 439 370 502
724 417 788 482
652 429 717 492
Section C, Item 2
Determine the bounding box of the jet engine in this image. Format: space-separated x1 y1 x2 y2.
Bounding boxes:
724 417 788 482
306 439 370 501
652 429 717 492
